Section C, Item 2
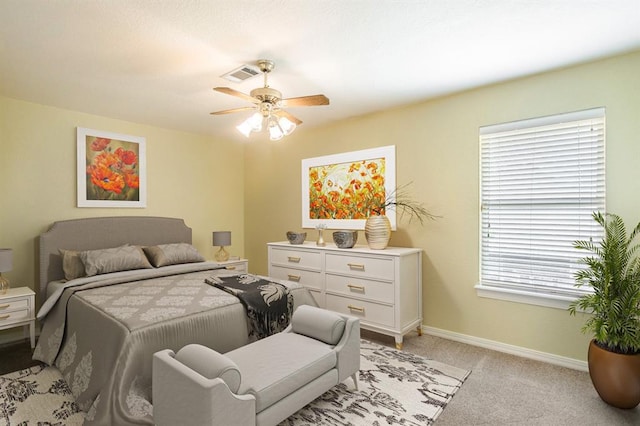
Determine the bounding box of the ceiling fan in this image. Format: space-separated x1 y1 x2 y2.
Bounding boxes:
210 59 329 140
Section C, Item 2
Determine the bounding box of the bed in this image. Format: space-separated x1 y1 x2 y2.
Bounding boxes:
33 216 315 426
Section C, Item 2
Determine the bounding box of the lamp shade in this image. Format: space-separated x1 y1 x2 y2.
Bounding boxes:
212 231 231 247
0 249 12 273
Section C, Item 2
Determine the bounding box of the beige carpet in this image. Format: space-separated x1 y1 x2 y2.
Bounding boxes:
392 332 640 425
0 339 469 425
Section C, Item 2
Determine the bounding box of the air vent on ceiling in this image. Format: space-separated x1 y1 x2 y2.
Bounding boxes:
221 64 261 83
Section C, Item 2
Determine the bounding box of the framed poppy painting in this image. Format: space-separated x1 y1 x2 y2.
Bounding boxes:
77 127 147 208
301 145 396 230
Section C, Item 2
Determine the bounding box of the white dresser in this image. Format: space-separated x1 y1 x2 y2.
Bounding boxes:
268 241 422 349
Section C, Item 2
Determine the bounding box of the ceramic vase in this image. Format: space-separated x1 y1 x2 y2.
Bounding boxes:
588 339 640 409
365 215 391 249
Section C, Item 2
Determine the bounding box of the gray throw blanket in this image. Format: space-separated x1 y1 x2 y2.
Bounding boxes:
205 274 293 339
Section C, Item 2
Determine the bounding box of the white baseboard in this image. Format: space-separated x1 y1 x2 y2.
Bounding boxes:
423 325 588 372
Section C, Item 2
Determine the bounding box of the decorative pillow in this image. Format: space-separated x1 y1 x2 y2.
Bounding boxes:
80 245 153 277
143 243 205 267
59 249 86 281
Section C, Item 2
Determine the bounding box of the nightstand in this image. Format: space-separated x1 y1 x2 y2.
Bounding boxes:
0 287 36 348
213 258 249 274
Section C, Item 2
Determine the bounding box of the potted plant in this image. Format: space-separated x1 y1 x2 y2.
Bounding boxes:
569 211 640 408
364 182 438 249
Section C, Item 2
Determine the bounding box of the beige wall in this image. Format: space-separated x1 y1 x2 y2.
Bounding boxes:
244 50 640 361
0 98 245 310
2 51 638 360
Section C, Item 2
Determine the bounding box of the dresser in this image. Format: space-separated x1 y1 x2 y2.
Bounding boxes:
268 241 422 349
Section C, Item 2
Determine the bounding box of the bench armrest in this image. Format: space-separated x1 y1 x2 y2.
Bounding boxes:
291 304 346 345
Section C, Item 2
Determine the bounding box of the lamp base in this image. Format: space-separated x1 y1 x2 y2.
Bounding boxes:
0 275 9 295
215 246 230 262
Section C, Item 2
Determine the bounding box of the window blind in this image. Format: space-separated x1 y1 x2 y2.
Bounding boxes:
479 108 605 297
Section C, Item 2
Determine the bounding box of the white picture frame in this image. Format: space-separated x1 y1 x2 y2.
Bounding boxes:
301 145 397 230
77 127 147 208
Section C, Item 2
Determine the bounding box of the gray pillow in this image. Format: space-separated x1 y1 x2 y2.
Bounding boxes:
59 249 86 281
80 245 153 277
143 243 205 267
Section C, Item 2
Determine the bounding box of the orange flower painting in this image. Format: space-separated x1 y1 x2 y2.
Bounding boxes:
85 137 140 201
308 157 386 220
302 146 396 230
77 127 146 207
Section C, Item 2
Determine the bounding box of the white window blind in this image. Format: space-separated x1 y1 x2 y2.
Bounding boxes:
479 108 605 301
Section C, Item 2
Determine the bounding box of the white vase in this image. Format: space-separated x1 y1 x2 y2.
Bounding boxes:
365 215 391 249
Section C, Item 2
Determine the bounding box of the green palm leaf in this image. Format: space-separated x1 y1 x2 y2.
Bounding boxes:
569 212 640 354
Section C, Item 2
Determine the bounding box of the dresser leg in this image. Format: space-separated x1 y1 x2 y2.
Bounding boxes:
395 336 403 350
417 325 423 336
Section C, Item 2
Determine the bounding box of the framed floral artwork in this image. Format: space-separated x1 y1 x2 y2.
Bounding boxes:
77 127 147 208
301 145 396 230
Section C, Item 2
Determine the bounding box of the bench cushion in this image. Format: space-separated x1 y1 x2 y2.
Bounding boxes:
225 332 336 412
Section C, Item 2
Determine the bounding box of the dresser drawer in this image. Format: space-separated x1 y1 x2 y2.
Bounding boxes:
0 298 29 313
325 274 394 304
270 248 322 270
0 307 31 326
269 265 323 291
325 253 394 280
325 294 394 328
220 263 247 273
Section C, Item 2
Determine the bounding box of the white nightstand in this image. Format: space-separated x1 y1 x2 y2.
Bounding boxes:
0 287 36 348
213 258 249 274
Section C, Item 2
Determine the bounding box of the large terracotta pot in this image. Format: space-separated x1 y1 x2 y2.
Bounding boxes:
364 215 391 249
588 339 640 409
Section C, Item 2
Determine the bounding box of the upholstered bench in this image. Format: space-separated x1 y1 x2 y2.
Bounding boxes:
152 305 360 426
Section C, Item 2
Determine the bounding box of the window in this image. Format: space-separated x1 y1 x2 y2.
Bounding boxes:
476 108 605 309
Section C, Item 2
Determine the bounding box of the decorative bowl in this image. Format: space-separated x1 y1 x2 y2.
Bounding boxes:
333 230 358 249
286 231 307 245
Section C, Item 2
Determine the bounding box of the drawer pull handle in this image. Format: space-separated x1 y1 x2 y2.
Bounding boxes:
347 263 365 270
0 314 9 320
287 274 301 282
225 266 237 270
347 305 365 313
287 256 301 263
347 284 365 291
0 304 9 310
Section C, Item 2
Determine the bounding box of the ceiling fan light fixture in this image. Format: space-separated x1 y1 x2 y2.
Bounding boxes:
236 120 253 138
212 59 328 141
268 118 284 141
278 116 296 136
247 112 263 132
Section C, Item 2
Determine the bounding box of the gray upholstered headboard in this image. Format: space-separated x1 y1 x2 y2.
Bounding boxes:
38 216 192 299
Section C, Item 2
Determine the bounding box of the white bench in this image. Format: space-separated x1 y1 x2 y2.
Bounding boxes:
153 305 360 426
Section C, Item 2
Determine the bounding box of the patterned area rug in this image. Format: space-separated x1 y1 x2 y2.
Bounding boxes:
0 340 470 426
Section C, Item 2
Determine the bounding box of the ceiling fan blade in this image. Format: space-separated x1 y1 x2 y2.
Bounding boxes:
210 106 256 115
213 87 260 104
277 110 303 125
281 94 329 108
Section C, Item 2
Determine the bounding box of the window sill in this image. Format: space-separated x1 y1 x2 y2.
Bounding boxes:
475 283 578 310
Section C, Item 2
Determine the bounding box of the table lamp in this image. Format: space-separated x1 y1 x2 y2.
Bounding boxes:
212 231 231 262
0 248 12 294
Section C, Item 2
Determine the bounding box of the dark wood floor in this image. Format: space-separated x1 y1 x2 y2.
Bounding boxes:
0 338 42 375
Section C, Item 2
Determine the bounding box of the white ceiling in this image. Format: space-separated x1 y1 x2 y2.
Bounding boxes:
1 0 639 141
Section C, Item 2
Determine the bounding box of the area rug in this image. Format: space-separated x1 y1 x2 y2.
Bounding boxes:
0 340 470 425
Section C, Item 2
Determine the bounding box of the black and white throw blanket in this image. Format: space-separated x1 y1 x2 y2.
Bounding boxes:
205 274 293 339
